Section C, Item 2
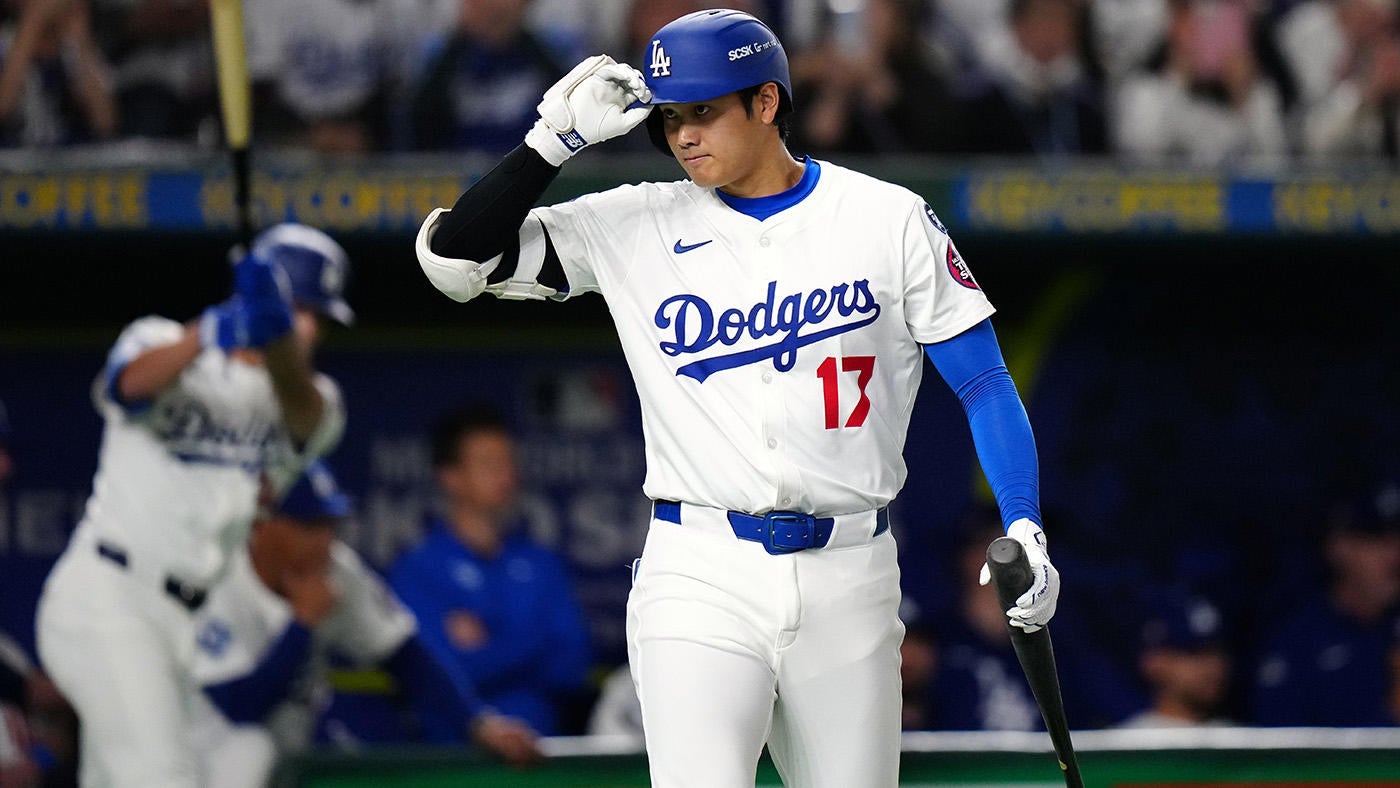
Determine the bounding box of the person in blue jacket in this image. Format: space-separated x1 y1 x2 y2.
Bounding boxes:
1251 477 1400 726
388 404 593 736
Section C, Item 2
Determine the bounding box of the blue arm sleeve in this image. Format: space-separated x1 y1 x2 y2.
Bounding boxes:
202 623 312 724
923 318 1041 528
383 634 486 744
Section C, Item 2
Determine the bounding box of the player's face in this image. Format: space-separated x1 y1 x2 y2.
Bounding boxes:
440 429 519 518
251 517 334 584
659 92 772 191
292 308 323 348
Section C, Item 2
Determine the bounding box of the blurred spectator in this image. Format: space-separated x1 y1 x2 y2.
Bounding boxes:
89 0 215 142
617 0 703 63
188 461 538 787
932 0 1013 78
243 0 433 154
1113 0 1287 167
388 404 593 736
923 506 1141 730
788 0 965 155
959 0 1109 157
0 632 41 788
1117 593 1234 728
528 0 631 65
1274 0 1400 159
3 568 75 786
1086 0 1169 87
0 402 77 788
899 621 940 730
0 0 116 147
408 0 564 153
927 517 1043 731
1251 478 1400 726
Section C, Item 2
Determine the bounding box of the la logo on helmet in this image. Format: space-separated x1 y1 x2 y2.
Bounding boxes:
650 40 671 77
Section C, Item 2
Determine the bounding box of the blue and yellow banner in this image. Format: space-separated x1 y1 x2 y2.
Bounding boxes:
3 165 1399 235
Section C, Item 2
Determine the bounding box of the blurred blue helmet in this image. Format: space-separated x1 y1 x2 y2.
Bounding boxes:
642 9 792 154
1141 594 1224 653
251 223 354 325
277 460 351 523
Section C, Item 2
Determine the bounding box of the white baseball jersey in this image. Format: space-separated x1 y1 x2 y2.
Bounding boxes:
35 315 344 788
75 315 344 589
425 161 993 516
187 543 416 785
420 158 998 788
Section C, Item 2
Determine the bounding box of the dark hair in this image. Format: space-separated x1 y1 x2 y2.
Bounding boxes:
737 83 792 141
430 404 511 469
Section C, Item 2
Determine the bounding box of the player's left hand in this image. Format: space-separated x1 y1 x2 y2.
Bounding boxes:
232 251 293 346
472 712 542 767
979 519 1059 633
525 54 652 166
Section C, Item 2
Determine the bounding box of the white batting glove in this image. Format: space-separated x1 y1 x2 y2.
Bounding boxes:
979 518 1060 633
524 55 653 166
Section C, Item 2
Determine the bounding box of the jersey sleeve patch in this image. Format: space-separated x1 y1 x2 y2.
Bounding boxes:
946 241 980 290
923 202 948 235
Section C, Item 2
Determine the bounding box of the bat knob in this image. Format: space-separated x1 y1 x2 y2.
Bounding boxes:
986 536 1034 612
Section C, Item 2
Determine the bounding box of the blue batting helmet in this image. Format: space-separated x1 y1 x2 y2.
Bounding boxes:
250 223 354 326
276 460 351 523
642 9 792 154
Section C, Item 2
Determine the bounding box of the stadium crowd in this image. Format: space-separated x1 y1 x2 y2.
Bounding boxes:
0 0 1397 163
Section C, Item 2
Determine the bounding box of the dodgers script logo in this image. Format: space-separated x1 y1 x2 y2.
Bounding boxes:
655 280 882 383
153 397 281 471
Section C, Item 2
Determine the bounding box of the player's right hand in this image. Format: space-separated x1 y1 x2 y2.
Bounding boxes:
199 298 250 351
472 712 542 767
525 55 652 166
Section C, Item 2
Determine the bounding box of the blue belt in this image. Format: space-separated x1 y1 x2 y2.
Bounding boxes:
652 500 889 555
97 541 208 612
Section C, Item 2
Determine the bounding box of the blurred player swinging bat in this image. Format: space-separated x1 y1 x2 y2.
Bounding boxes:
209 0 254 247
986 536 1085 788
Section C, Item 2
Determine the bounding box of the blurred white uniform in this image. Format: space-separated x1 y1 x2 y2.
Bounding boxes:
187 544 415 788
35 316 343 788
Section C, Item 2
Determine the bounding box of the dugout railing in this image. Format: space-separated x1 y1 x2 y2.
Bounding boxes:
270 727 1400 787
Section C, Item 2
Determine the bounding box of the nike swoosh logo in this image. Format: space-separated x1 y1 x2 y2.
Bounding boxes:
673 239 713 254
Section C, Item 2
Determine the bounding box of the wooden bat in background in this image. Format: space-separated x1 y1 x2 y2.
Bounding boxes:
209 0 253 247
986 536 1085 788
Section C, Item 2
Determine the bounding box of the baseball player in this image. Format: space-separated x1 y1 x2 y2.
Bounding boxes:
413 9 1060 788
187 460 540 788
34 223 353 788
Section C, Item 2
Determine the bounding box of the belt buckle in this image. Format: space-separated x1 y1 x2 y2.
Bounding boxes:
761 511 815 555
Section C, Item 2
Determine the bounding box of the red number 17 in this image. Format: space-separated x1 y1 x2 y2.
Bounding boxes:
817 355 874 430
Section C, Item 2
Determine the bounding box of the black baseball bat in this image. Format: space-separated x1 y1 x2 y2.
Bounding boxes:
210 0 255 249
986 536 1084 788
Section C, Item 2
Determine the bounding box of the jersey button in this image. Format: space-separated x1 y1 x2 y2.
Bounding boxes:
766 438 777 449
761 372 773 383
759 237 771 247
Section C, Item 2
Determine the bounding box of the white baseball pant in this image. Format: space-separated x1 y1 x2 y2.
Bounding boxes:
627 501 904 788
36 538 202 788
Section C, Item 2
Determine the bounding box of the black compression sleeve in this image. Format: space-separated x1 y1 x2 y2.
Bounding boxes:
429 144 561 262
